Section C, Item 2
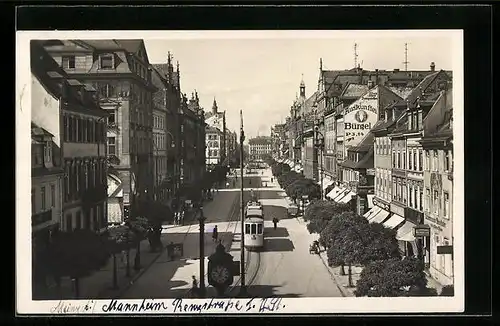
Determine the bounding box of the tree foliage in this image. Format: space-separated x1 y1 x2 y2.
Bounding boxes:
304 200 352 234
326 215 400 268
354 257 431 297
47 229 110 279
285 178 321 201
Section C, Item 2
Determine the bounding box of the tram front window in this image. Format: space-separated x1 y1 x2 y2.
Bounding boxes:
245 224 251 234
257 224 263 234
251 224 257 235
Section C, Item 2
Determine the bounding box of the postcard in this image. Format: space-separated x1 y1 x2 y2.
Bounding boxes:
16 30 464 315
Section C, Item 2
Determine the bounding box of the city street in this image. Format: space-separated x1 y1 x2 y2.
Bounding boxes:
121 169 343 298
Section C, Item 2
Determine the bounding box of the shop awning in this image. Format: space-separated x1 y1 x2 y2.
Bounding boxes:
367 195 375 208
326 186 343 199
363 205 381 220
338 191 356 204
368 208 390 224
382 214 405 229
322 179 335 190
396 220 417 242
332 188 349 202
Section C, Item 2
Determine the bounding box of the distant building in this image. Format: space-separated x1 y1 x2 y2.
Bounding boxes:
205 125 223 166
248 136 272 161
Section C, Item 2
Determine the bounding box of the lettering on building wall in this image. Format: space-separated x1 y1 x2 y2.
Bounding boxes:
343 96 378 147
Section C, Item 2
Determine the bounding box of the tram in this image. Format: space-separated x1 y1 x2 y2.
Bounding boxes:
244 201 264 251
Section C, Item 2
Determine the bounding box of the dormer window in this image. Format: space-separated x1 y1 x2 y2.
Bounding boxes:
99 54 114 70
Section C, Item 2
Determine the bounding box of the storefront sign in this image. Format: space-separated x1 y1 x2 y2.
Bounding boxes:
413 225 431 237
372 198 390 211
437 245 453 255
343 93 379 148
366 168 375 176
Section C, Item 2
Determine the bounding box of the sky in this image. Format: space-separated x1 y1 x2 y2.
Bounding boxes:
144 31 456 139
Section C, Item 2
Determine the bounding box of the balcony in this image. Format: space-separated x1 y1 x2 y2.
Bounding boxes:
32 210 52 227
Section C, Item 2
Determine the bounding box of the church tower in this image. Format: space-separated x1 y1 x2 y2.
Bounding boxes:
212 97 218 115
300 74 306 98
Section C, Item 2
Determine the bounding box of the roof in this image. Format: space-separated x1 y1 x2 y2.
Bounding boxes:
396 70 449 109
355 148 374 169
77 39 143 53
349 132 374 152
31 122 54 139
340 83 369 99
206 125 222 133
31 40 106 115
388 86 414 100
249 137 272 145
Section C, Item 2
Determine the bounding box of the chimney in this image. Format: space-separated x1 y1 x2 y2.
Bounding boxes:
393 68 400 73
430 62 436 71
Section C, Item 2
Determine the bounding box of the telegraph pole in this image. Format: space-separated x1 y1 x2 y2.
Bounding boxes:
239 110 247 297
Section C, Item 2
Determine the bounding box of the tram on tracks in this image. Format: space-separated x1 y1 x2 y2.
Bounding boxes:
244 201 264 251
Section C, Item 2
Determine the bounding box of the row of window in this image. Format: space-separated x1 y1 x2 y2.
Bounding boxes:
32 184 57 214
154 115 166 130
207 149 219 157
425 188 450 218
63 115 107 144
64 159 107 203
207 134 219 140
207 141 219 148
375 137 391 155
64 203 106 232
424 149 453 173
32 142 53 168
153 133 167 151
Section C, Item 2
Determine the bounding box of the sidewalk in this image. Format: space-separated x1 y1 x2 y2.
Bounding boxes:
38 190 231 300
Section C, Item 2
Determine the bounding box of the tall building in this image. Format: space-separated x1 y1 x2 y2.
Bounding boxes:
248 136 272 161
419 87 454 287
152 53 183 201
42 39 157 223
31 40 108 295
151 65 169 202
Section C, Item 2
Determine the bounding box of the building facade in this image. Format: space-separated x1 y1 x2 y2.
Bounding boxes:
248 136 273 161
388 70 452 260
206 126 223 166
43 39 157 223
420 88 454 287
151 66 168 202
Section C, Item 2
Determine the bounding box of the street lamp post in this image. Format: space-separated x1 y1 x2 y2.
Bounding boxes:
198 205 206 297
239 110 248 297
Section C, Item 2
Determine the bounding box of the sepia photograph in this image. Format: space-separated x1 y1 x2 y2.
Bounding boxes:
16 30 464 314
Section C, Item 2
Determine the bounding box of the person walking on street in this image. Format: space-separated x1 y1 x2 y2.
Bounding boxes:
212 225 218 242
272 217 279 230
191 275 199 298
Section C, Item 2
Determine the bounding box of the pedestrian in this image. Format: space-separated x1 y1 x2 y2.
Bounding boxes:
212 225 218 242
272 217 279 230
191 275 199 298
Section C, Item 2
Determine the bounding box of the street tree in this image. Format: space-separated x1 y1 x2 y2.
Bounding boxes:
327 218 401 286
105 225 134 287
47 229 110 298
354 257 432 297
305 200 353 234
324 212 368 278
127 216 149 271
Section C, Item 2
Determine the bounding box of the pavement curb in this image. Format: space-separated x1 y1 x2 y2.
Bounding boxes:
316 252 353 297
